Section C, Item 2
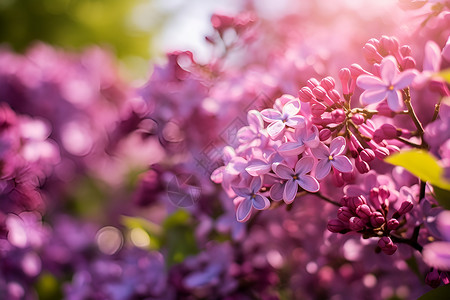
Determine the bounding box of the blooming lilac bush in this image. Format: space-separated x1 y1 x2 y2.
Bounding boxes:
1 0 450 299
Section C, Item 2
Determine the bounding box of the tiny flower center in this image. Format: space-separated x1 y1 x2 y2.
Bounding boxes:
251 194 256 199
328 155 334 161
388 85 394 91
292 174 298 180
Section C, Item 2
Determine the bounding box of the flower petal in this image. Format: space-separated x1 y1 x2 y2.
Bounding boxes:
247 110 264 129
261 109 282 122
424 40 442 72
315 159 331 180
386 90 404 112
236 197 252 222
277 141 305 157
252 194 270 210
245 160 271 176
297 175 319 193
422 241 450 271
295 156 314 175
356 75 385 90
330 137 346 156
232 186 251 198
437 211 450 241
273 163 294 180
331 156 353 173
303 126 320 148
380 56 398 83
269 182 284 201
285 115 305 128
311 142 329 160
360 89 387 105
250 176 263 193
393 69 417 90
282 100 301 116
237 126 256 144
283 179 298 204
267 120 285 139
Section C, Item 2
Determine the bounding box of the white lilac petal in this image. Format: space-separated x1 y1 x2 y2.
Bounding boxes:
236 197 253 222
273 163 294 180
283 179 298 204
252 194 270 210
386 90 404 112
315 159 332 180
356 75 385 90
285 115 306 128
331 156 353 173
360 89 387 105
267 120 285 139
282 100 301 116
330 137 346 156
297 175 320 193
295 156 314 175
261 108 282 122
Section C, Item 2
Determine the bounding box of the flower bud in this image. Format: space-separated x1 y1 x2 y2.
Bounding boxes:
398 199 413 215
298 87 315 102
381 124 399 139
425 269 441 288
374 147 390 160
339 68 351 95
378 185 390 200
351 113 364 125
349 217 365 231
320 76 335 91
328 89 341 103
367 38 380 49
370 211 385 227
376 102 396 117
307 78 320 89
356 204 372 221
387 218 400 230
350 64 372 77
312 86 327 99
347 195 365 211
399 45 411 57
360 149 375 162
378 236 397 255
401 56 416 70
311 103 327 116
331 109 346 123
327 219 348 233
339 196 349 206
337 207 354 222
319 129 332 141
386 145 400 155
363 43 383 64
355 156 370 174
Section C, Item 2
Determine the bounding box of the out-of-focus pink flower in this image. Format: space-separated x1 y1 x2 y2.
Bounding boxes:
423 210 450 271
357 56 417 111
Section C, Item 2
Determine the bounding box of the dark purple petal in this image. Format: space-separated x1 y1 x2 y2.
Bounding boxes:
283 179 298 204
236 197 252 222
297 175 319 193
315 159 331 180
232 186 251 198
273 163 294 180
295 156 314 175
252 194 270 210
269 182 285 201
331 156 353 173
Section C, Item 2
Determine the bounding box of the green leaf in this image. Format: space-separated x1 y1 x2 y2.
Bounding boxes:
432 185 450 210
385 150 450 190
418 284 450 300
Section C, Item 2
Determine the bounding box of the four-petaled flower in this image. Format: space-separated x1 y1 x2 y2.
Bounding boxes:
261 97 305 139
232 176 270 222
277 125 320 157
237 110 268 151
356 56 417 111
311 137 353 180
273 156 319 204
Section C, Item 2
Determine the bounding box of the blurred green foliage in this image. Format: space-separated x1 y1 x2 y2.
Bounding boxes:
0 0 161 59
